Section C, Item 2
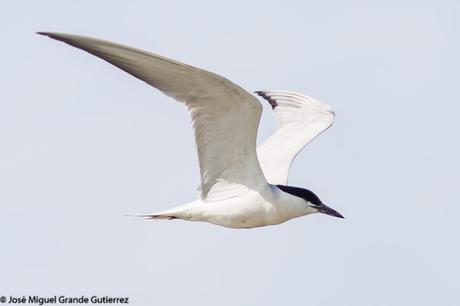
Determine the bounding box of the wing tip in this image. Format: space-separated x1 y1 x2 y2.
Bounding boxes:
37 32 79 44
36 31 54 37
255 90 336 118
36 31 64 42
254 90 278 109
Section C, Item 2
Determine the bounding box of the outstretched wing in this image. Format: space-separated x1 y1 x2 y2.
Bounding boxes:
256 90 335 185
39 32 267 199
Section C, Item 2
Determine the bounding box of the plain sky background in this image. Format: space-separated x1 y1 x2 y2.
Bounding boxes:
1 0 459 305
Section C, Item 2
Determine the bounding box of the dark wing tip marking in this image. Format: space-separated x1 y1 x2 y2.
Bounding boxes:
36 32 67 43
37 32 55 38
255 91 278 109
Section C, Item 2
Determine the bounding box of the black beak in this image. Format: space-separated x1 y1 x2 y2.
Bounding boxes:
316 204 344 219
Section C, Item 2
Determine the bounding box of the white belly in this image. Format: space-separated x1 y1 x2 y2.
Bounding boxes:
187 188 293 228
158 184 312 229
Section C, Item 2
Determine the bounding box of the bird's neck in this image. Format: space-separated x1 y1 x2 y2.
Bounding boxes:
273 186 315 219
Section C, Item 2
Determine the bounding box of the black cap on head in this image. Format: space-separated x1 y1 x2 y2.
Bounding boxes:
277 185 344 219
277 185 322 205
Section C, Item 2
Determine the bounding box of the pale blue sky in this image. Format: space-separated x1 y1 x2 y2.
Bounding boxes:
1 1 459 305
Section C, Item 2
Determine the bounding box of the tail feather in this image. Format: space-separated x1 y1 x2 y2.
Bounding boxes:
144 214 177 220
125 214 178 220
126 200 199 222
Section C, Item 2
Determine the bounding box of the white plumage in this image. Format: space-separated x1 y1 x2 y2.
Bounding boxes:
39 32 343 228
256 91 335 185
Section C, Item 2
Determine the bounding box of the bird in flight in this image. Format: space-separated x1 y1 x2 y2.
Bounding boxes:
38 32 343 228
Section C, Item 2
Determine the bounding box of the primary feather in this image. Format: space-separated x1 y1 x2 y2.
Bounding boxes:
38 32 267 199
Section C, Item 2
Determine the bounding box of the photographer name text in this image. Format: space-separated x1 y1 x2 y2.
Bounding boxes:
1 296 129 305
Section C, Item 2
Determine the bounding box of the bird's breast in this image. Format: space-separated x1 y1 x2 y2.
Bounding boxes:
190 187 291 228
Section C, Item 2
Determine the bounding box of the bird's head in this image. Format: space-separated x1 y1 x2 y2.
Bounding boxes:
277 185 344 219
